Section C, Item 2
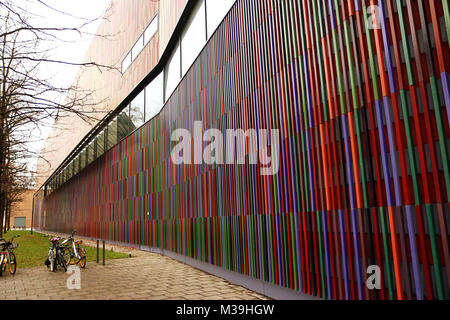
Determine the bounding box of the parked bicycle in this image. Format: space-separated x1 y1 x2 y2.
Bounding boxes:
45 236 67 272
61 229 87 268
0 235 20 277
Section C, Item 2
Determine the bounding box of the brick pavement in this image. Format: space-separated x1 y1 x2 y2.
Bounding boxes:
0 251 268 300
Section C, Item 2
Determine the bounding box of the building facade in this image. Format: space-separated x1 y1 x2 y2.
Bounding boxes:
34 0 450 300
9 189 35 229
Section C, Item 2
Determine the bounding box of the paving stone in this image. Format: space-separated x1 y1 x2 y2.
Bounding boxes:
0 251 268 300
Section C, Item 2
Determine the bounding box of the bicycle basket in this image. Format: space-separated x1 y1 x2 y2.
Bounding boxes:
9 243 18 249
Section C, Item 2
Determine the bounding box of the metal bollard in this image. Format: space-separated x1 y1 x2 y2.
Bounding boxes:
102 240 105 265
96 240 99 264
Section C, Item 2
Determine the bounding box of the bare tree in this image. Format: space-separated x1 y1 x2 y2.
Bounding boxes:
0 0 117 237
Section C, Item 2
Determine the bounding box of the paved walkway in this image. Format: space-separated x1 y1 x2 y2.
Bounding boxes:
0 250 268 300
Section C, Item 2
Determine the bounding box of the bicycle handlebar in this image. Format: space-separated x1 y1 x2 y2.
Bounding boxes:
0 236 18 243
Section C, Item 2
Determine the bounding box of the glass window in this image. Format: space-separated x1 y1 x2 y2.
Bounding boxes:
206 0 236 38
80 147 87 171
144 15 158 45
73 155 79 175
165 42 181 101
130 90 145 130
96 129 105 158
87 141 95 165
107 117 118 150
85 145 90 165
181 0 206 76
145 72 164 121
122 51 132 73
117 106 131 141
68 161 73 180
131 35 144 61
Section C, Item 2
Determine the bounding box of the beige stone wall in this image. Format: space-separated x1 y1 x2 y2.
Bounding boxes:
9 190 36 229
36 0 163 188
36 0 189 189
159 0 189 54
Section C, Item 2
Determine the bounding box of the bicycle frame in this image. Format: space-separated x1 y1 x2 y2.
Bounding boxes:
1 251 11 266
61 230 81 260
72 240 81 259
0 252 6 270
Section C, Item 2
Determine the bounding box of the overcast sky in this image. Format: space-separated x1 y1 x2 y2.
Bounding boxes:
24 0 111 172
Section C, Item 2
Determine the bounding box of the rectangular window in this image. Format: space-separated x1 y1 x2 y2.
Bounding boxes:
145 72 164 121
73 156 79 175
96 129 105 158
165 42 181 101
68 161 73 180
131 35 144 61
130 90 145 130
181 0 206 76
144 15 158 45
122 51 132 73
87 141 95 165
14 217 26 228
117 105 131 142
206 0 236 38
85 145 90 166
80 147 87 170
107 117 118 150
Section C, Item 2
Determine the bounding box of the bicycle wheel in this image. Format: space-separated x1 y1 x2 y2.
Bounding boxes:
8 252 17 275
78 248 87 268
63 247 72 266
57 251 67 272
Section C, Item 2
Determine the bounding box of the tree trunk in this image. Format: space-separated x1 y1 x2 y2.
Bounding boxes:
5 203 10 232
